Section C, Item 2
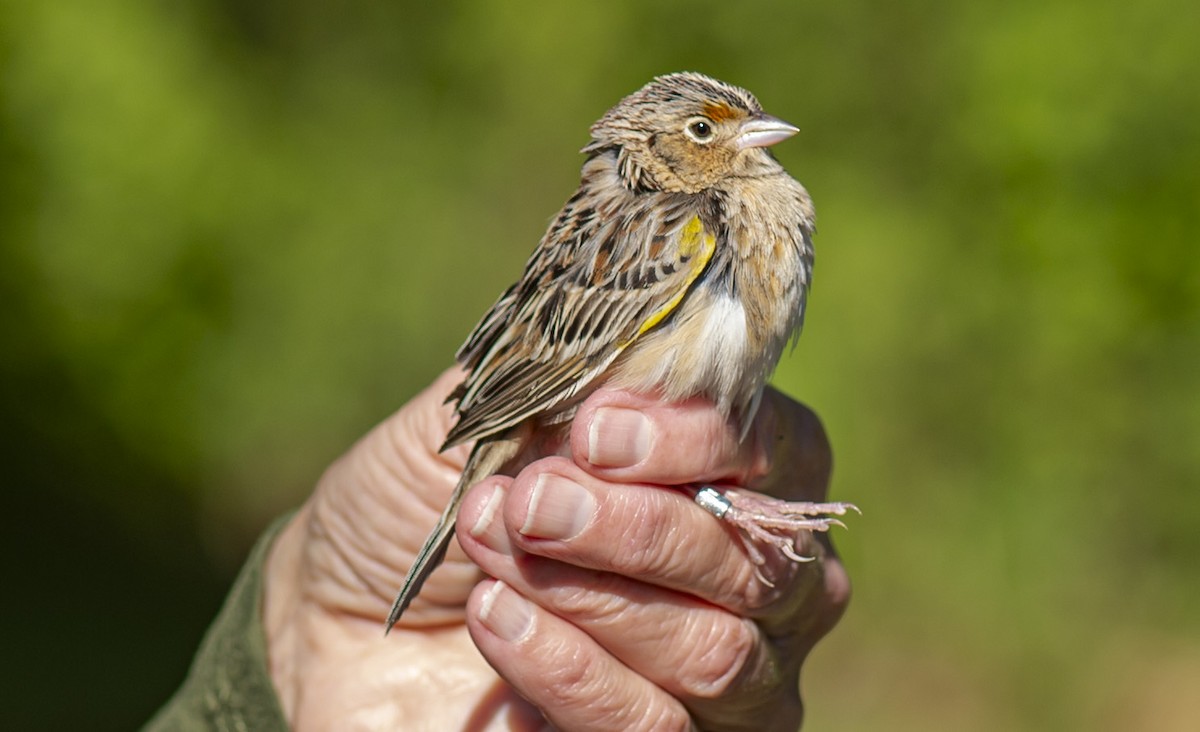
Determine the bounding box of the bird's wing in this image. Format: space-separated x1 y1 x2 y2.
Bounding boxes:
443 189 718 448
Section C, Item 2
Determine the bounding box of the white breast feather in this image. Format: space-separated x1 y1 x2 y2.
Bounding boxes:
697 295 749 390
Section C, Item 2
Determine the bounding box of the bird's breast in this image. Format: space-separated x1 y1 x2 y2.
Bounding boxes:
608 181 811 420
607 285 784 420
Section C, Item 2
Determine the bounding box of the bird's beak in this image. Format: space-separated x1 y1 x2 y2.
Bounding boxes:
735 114 799 150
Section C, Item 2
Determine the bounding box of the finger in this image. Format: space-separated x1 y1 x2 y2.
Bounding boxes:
459 483 802 731
569 388 760 485
801 552 852 653
570 387 832 501
751 388 833 503
466 580 695 732
462 456 818 621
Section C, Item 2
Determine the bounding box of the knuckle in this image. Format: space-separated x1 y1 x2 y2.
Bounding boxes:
540 660 693 732
608 493 688 577
540 652 594 704
676 616 758 699
623 704 696 732
551 572 633 620
639 708 696 732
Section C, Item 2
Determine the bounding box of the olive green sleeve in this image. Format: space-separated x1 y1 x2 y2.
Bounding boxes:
143 513 294 732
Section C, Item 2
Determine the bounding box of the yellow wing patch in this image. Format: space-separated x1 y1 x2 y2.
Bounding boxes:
631 215 716 340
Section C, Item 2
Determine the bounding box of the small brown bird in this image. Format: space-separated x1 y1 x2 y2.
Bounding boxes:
386 72 854 632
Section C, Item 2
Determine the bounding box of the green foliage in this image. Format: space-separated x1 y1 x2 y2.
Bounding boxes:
2 0 1196 729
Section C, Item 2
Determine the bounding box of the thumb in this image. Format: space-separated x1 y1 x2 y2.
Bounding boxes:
301 367 476 620
322 366 468 519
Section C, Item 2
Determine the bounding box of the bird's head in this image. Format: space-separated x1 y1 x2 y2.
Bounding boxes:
584 72 799 194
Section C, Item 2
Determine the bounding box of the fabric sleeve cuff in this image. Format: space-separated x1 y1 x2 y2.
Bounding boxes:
142 512 295 732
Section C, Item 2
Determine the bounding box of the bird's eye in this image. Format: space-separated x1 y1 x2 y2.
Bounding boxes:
685 118 714 142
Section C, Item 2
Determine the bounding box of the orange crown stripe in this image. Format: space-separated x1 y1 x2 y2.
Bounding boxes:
702 102 740 122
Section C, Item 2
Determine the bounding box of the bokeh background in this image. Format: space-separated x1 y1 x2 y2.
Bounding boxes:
2 1 1197 729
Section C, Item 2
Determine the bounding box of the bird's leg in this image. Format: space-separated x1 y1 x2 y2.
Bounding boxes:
692 486 858 580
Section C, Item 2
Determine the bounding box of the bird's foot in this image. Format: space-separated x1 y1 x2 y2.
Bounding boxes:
693 486 859 579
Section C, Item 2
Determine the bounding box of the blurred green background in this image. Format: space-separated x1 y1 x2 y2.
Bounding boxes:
2 0 1197 729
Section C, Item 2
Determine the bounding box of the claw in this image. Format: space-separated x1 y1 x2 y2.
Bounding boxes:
777 537 816 561
693 486 858 572
754 567 776 587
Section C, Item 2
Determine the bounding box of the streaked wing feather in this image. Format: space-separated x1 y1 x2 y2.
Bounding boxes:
443 172 717 449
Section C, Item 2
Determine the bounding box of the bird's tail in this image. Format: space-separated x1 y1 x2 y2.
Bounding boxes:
384 436 520 633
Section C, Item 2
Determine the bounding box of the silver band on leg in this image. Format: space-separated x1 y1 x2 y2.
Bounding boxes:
694 486 732 519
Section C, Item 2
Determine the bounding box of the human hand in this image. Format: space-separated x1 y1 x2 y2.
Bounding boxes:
263 367 849 730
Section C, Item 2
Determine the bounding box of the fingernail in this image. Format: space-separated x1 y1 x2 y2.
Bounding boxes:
478 581 533 642
469 483 512 555
520 474 595 540
588 407 652 467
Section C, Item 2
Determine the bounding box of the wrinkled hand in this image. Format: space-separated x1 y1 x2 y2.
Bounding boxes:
264 368 850 731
